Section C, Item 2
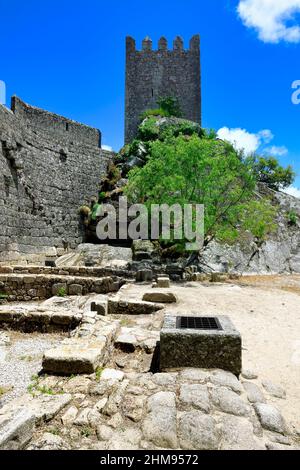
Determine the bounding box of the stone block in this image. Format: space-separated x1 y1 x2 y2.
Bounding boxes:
160 315 242 376
142 291 177 303
157 277 170 288
0 409 35 450
91 300 108 316
51 283 67 296
42 338 107 374
136 269 153 283
68 284 83 296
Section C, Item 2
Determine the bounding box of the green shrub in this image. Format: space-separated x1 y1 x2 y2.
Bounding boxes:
138 117 160 141
288 210 298 226
140 108 168 121
157 96 182 117
91 202 101 221
57 287 67 297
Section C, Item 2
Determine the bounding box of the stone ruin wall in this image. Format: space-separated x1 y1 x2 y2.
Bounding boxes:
125 35 201 143
0 97 114 265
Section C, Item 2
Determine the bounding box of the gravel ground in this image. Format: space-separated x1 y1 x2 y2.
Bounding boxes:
0 331 65 407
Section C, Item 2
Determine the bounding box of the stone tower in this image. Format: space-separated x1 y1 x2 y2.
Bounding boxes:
125 35 201 143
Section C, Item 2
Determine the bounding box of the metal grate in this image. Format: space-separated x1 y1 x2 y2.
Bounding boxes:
176 316 222 330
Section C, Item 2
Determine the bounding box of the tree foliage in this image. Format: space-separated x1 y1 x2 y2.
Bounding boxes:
125 134 277 247
156 96 182 118
251 155 295 190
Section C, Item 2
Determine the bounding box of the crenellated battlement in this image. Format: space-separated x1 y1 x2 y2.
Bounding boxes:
125 34 201 143
126 35 200 53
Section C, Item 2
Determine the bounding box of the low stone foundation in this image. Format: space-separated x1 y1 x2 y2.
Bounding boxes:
0 265 135 279
0 273 122 301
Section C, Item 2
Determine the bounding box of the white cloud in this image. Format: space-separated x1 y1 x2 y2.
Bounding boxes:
283 186 300 198
217 127 288 157
217 127 273 155
237 0 300 43
264 145 288 156
257 129 274 143
102 144 113 151
217 127 260 154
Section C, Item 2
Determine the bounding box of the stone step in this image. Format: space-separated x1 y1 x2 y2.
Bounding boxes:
42 320 120 374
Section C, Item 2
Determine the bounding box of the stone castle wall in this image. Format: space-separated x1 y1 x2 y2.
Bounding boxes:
0 98 114 264
125 35 201 143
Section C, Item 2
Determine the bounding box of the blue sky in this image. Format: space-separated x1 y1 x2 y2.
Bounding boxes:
1 0 300 190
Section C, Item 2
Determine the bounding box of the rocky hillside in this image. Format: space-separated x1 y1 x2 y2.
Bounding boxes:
81 116 300 275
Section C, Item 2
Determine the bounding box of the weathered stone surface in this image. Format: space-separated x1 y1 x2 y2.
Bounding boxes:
160 315 242 376
107 412 124 429
122 395 145 422
68 284 83 296
243 381 266 404
97 424 114 441
0 97 113 265
142 392 177 448
0 409 35 450
43 338 107 374
142 291 177 303
266 442 295 451
262 380 286 399
56 244 132 268
211 370 243 394
28 394 72 424
152 373 177 388
28 432 70 450
199 188 300 275
178 411 219 450
211 387 251 417
241 369 258 380
108 297 163 316
115 327 159 353
179 369 210 383
94 398 108 412
254 403 287 434
91 299 107 316
125 32 201 143
136 269 153 283
179 384 210 413
103 380 129 417
157 277 170 288
63 377 91 394
101 369 124 382
107 428 142 450
61 406 78 426
52 283 67 296
73 408 91 426
220 415 265 450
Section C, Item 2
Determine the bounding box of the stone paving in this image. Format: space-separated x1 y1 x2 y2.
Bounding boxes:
0 283 300 450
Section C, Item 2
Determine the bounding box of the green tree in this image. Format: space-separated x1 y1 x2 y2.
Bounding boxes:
125 135 277 248
251 155 295 190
